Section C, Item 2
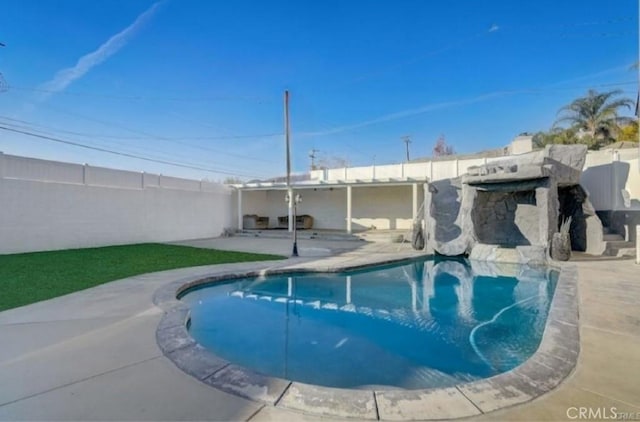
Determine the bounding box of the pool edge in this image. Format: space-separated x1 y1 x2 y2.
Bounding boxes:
153 258 579 421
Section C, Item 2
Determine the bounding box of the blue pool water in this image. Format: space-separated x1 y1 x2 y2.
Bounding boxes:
180 258 557 389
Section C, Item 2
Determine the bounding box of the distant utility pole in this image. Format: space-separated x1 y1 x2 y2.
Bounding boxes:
401 135 412 162
308 148 319 170
0 42 7 93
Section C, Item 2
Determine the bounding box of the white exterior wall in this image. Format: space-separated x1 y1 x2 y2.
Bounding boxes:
346 167 374 180
0 153 234 254
581 149 640 211
238 185 422 231
509 136 534 155
351 186 417 231
374 164 402 179
240 189 347 230
403 163 429 178
296 188 348 230
624 159 640 209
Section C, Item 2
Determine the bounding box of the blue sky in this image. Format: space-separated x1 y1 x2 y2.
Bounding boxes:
0 0 637 181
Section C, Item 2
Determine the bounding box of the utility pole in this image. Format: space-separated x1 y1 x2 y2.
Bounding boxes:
284 90 298 257
0 42 6 93
309 149 319 170
401 135 412 162
285 90 291 187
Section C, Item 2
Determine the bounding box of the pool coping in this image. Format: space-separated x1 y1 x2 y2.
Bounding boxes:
153 258 579 421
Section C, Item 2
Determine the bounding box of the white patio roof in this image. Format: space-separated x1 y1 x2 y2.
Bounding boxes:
234 176 429 191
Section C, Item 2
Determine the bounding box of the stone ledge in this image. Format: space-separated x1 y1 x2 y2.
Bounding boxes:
278 383 377 420
376 388 481 420
167 343 229 381
156 323 195 355
204 364 291 405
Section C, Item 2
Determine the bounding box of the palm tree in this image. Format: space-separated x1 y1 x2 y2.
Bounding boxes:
554 89 633 148
532 127 579 148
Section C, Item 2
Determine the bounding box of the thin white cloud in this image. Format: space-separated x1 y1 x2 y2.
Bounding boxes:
37 1 164 102
298 91 511 137
298 62 637 138
547 63 632 87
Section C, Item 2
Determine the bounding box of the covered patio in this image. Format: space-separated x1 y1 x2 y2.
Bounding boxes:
235 177 429 234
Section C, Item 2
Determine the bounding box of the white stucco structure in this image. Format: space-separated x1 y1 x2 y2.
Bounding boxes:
237 180 426 233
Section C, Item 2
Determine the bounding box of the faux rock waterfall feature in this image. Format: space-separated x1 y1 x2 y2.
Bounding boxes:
424 145 605 264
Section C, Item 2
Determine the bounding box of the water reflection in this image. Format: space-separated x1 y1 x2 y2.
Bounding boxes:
182 258 556 390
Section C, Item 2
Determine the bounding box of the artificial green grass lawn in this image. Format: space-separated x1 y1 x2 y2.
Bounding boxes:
0 243 284 312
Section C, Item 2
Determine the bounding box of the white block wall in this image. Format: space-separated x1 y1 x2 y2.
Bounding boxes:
310 149 640 213
0 153 234 254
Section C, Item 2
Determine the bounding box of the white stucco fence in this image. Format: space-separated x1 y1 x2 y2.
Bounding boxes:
311 149 640 213
0 153 234 254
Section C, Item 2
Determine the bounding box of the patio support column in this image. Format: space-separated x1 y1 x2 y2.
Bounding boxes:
288 187 294 232
636 225 639 265
412 183 418 220
423 183 432 253
346 185 353 234
237 189 243 230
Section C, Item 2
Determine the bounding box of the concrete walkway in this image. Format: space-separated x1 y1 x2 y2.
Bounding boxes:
0 239 638 421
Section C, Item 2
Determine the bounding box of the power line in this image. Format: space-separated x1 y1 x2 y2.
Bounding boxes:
0 125 266 178
0 116 281 169
0 119 239 171
0 115 281 142
38 105 281 163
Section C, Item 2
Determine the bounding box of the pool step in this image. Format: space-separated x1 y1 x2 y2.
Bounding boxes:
603 240 636 257
603 233 624 242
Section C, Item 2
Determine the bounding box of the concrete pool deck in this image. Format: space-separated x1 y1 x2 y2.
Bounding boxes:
0 238 639 421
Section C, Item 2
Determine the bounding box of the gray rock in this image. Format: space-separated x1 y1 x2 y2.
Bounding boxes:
545 144 588 172
425 179 471 256
424 145 600 261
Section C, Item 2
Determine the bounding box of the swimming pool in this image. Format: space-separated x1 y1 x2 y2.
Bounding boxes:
179 258 557 390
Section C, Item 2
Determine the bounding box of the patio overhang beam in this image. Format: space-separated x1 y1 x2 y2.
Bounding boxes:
234 177 428 192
